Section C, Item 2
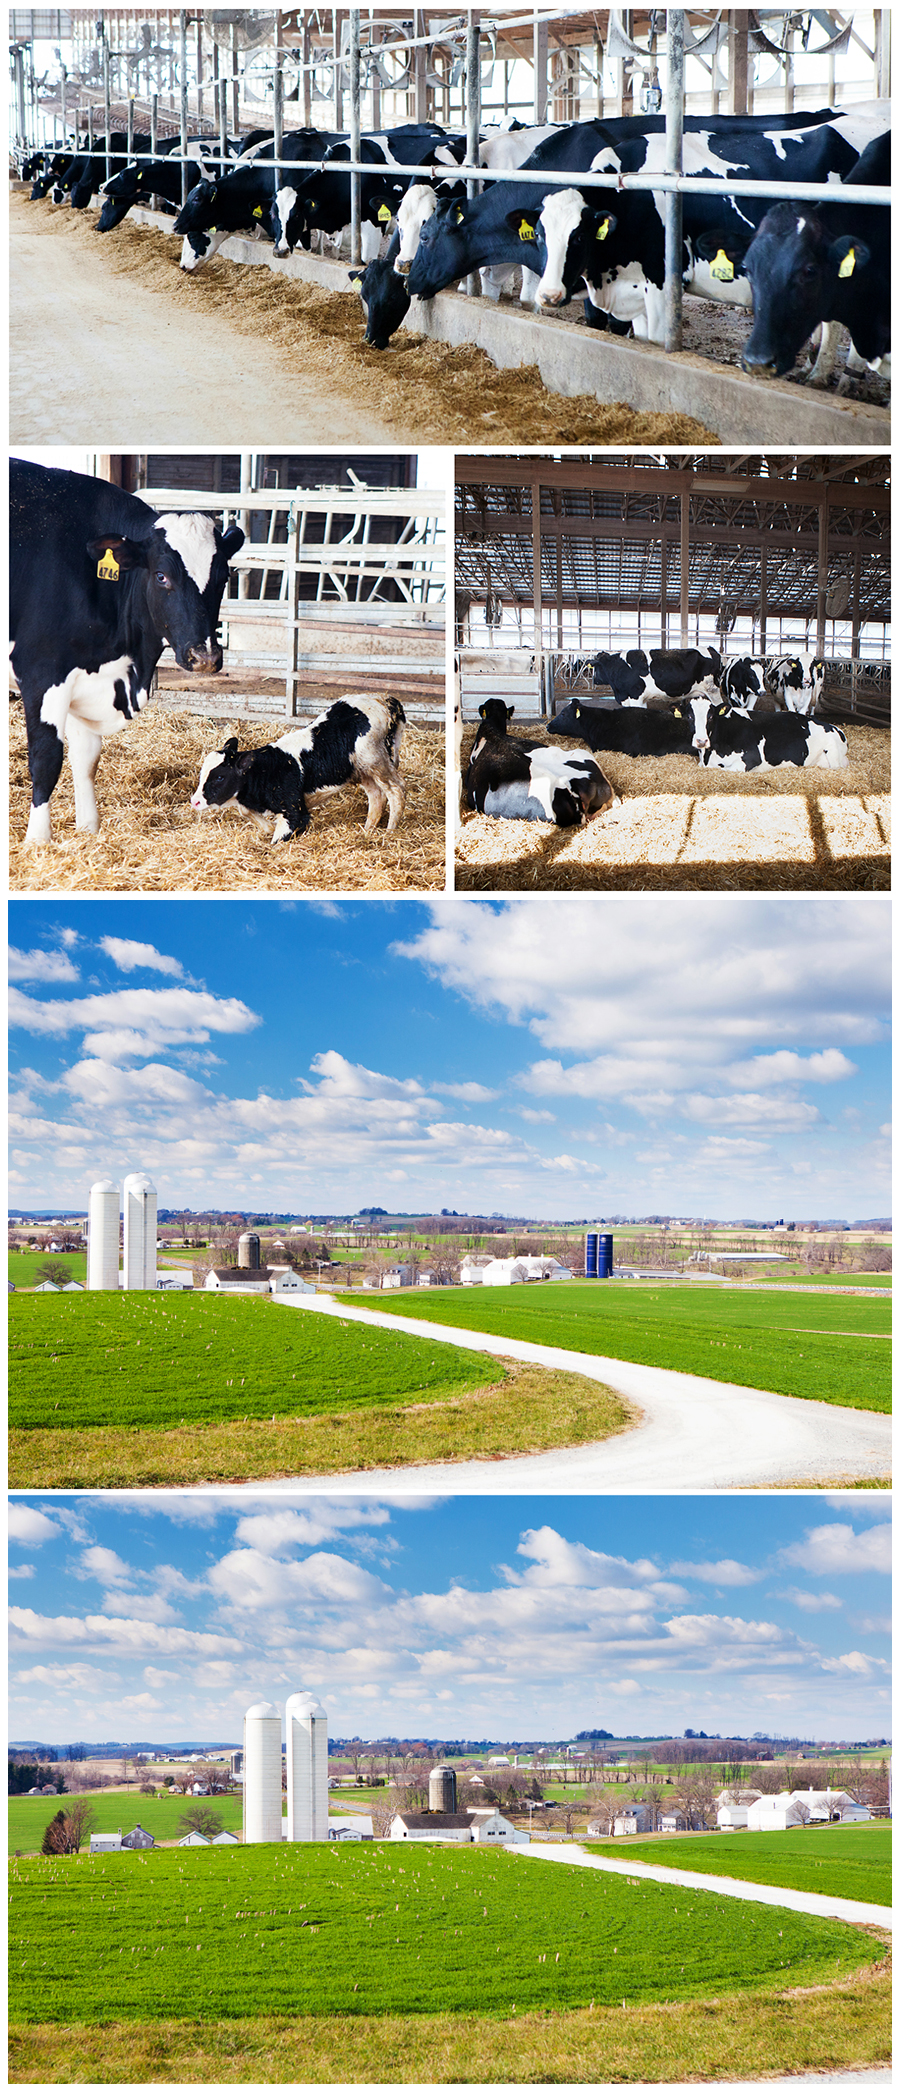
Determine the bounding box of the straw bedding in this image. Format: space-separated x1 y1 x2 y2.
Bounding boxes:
9 705 446 894
455 723 890 892
13 192 717 444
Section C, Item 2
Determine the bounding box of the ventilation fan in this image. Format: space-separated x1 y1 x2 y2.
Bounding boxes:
204 12 275 51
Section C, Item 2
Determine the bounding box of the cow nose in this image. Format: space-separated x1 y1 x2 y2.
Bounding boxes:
396 258 411 276
186 644 223 672
740 351 778 377
537 287 564 307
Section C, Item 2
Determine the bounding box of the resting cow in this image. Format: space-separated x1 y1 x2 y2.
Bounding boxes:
548 698 696 758
465 728 616 825
590 646 721 704
191 695 406 842
686 700 848 771
10 459 244 845
767 654 827 715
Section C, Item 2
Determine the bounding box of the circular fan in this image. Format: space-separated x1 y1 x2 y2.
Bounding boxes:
204 11 275 52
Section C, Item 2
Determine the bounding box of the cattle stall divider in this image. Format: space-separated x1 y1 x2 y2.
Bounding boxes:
142 481 446 724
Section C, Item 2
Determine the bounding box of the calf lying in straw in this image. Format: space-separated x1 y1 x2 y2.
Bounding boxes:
191 694 406 843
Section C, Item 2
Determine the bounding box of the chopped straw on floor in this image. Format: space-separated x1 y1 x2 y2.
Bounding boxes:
10 707 446 894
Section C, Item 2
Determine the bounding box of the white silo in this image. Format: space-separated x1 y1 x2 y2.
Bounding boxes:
123 1171 157 1290
243 1701 283 1844
285 1691 329 1842
87 1180 120 1291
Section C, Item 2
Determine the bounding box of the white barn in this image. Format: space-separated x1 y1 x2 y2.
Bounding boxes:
390 1807 528 1846
746 1788 870 1832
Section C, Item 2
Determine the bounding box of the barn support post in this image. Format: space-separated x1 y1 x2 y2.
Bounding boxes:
660 525 668 647
196 16 204 126
217 52 226 174
532 476 544 709
816 497 828 655
274 58 284 178
413 9 428 123
533 10 549 122
664 9 684 354
301 15 312 126
349 10 361 265
231 21 240 138
102 36 111 181
728 11 749 114
13 46 26 149
127 95 133 159
465 14 482 299
850 549 862 710
332 7 344 131
179 10 189 205
239 454 252 602
679 489 689 646
758 541 767 655
61 64 67 148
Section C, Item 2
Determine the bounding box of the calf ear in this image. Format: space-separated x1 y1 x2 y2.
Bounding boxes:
87 533 146 574
222 737 240 763
830 235 870 278
219 525 245 560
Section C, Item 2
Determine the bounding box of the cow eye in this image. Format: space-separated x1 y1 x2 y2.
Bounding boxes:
155 572 174 589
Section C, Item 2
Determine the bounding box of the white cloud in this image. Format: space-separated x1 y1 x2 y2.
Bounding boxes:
76 1545 134 1588
8 1607 241 1655
725 1049 857 1087
9 1564 35 1580
234 1507 392 1554
9 984 260 1057
670 1559 761 1586
98 938 184 977
9 1506 61 1545
779 1522 891 1577
820 1650 885 1677
207 1548 390 1612
778 1588 843 1613
432 1081 499 1102
8 946 79 984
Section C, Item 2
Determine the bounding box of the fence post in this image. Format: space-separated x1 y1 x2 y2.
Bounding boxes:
664 9 684 353
465 13 481 298
180 9 189 204
349 9 361 265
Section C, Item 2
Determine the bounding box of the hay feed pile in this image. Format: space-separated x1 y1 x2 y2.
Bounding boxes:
455 723 890 892
12 192 718 445
9 707 445 894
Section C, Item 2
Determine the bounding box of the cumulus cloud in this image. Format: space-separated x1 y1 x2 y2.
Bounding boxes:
9 1506 61 1546
234 1507 392 1555
779 1522 891 1577
9 1564 35 1580
98 938 184 977
820 1650 886 1677
670 1559 762 1586
8 945 79 984
76 1546 134 1588
725 1049 857 1087
207 1548 390 1612
777 1588 843 1613
8 1608 241 1655
9 985 260 1056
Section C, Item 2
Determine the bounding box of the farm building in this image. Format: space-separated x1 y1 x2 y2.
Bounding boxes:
9 450 445 896
205 1265 317 1297
391 1807 528 1845
456 451 890 891
10 12 890 447
613 1805 654 1836
746 1788 871 1831
461 1253 572 1285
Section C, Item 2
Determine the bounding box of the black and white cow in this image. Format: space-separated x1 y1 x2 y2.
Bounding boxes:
767 654 827 714
685 699 848 771
590 646 721 705
736 131 890 383
350 229 412 348
64 135 154 209
274 125 457 259
547 697 696 758
718 657 776 709
95 137 250 230
28 147 74 197
173 131 342 271
190 696 406 842
10 460 244 844
466 736 616 825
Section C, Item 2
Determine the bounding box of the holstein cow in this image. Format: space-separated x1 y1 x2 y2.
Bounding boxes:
590 646 721 705
402 107 879 340
274 125 457 260
686 699 848 771
10 459 244 844
28 147 75 197
173 131 343 271
718 657 778 710
191 696 406 843
766 653 827 715
95 135 259 230
65 135 154 209
548 697 696 758
500 107 887 345
466 735 617 825
736 131 890 385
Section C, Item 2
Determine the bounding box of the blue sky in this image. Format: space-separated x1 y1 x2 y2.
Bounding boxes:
8 895 891 1220
8 1493 890 1744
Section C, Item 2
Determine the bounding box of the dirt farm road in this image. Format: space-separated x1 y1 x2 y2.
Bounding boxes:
269 1295 890 1491
10 213 403 444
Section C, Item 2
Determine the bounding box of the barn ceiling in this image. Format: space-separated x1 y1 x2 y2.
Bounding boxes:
455 454 890 624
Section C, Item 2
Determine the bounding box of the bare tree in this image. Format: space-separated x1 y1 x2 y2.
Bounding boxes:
177 1804 224 1840
64 1799 98 1852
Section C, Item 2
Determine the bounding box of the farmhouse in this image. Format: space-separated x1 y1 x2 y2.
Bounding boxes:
613 1805 654 1837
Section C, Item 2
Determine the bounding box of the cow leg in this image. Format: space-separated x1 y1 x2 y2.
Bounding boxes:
383 774 406 832
23 679 73 844
361 780 388 833
65 715 104 833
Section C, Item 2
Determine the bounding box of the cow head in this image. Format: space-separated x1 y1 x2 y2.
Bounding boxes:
349 240 411 349
680 697 727 754
87 516 244 672
737 204 871 378
96 165 143 231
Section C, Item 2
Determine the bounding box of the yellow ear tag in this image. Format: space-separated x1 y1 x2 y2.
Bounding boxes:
377 203 391 223
838 246 855 278
596 217 610 240
252 204 263 219
518 217 536 241
711 248 734 281
209 224 217 232
97 548 120 581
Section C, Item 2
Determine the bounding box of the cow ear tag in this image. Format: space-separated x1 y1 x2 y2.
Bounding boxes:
596 217 610 240
377 203 391 223
518 217 536 241
97 548 120 581
252 204 263 219
838 246 855 278
711 248 734 281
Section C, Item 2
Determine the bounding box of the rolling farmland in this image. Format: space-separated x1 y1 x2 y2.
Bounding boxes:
586 1825 892 1905
358 1281 891 1413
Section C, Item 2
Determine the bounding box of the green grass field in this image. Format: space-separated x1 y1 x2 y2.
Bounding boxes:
8 1844 879 2027
8 1252 87 1290
356 1281 891 1413
7 1294 493 1433
585 1825 891 1905
8 1791 248 1854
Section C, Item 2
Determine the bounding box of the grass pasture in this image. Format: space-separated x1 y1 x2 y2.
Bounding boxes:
359 1280 891 1413
585 1824 892 1906
8 1791 248 1856
9 1844 881 2027
7 1293 631 1489
8 1252 87 1290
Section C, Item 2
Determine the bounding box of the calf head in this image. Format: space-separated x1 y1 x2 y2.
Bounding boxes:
191 737 248 810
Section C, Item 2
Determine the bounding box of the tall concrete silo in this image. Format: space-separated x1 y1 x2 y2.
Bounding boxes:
238 1232 261 1270
123 1172 157 1290
87 1179 120 1291
243 1701 283 1844
429 1762 458 1813
285 1691 329 1842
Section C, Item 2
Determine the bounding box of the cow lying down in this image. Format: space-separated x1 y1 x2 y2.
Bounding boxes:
191 694 406 842
465 722 617 827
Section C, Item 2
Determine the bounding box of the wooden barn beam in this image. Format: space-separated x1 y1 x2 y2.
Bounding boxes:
455 460 888 511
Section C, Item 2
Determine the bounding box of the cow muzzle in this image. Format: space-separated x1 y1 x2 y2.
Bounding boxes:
536 285 565 307
185 644 223 673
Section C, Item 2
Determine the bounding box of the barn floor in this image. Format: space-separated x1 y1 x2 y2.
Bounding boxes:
9 708 446 894
455 724 890 892
10 190 716 446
